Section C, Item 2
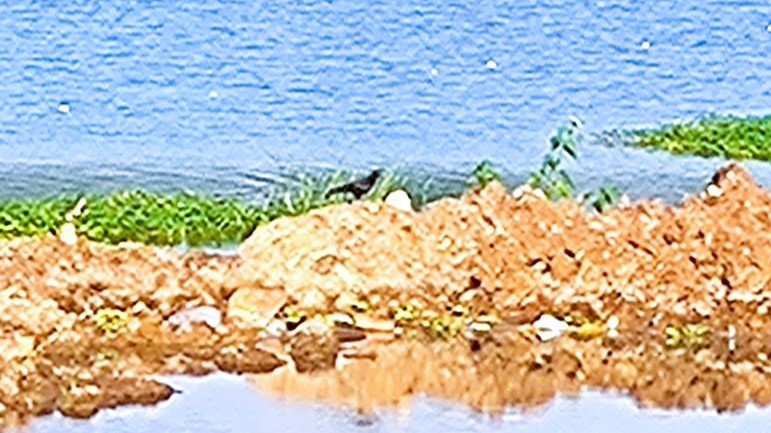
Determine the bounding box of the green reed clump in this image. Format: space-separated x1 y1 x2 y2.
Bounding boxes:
467 160 503 190
527 118 581 200
583 186 622 213
262 171 348 220
633 114 771 161
261 169 409 220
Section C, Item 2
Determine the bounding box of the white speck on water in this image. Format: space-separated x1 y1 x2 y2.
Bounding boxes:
208 90 218 98
767 24 771 32
641 40 651 50
430 68 438 76
57 103 70 114
485 59 497 70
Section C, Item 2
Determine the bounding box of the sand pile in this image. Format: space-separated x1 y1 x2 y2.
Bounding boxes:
231 164 771 328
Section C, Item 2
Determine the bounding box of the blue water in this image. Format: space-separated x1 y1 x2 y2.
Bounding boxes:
0 0 770 201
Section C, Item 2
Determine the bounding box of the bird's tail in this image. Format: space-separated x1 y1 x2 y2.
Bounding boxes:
325 185 347 198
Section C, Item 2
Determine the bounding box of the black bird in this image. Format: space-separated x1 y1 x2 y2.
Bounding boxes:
325 169 383 200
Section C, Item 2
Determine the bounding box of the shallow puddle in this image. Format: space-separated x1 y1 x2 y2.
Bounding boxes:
24 372 771 433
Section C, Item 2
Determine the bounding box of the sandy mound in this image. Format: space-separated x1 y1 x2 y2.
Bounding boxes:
231 163 771 324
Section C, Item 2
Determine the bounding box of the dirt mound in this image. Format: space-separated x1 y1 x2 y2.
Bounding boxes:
3 163 771 428
231 163 771 325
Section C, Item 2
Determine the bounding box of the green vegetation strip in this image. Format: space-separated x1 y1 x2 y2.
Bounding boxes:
632 114 771 161
0 170 418 248
0 118 624 248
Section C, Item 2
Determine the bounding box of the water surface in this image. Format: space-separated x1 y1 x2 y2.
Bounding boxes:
28 373 771 433
0 0 769 201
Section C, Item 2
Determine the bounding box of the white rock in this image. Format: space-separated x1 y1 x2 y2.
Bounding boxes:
607 315 619 330
468 321 492 333
352 313 395 332
168 306 222 332
728 324 737 352
607 315 620 339
706 184 723 198
533 314 568 342
59 222 78 246
325 312 354 328
384 190 413 212
512 184 533 199
264 318 287 338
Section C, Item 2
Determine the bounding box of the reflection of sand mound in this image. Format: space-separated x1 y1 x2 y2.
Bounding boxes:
231 163 771 323
250 328 771 415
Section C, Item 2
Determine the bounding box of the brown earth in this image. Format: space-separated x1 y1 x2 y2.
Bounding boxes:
2 163 771 429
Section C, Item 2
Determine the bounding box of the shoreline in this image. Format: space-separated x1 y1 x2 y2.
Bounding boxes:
2 163 771 428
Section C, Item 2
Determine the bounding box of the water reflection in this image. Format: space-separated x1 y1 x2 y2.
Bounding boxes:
28 361 771 433
250 329 771 416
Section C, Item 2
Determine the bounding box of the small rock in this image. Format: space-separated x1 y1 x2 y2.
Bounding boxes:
512 184 533 199
468 321 492 334
227 288 287 329
533 314 569 342
384 190 413 212
476 314 499 324
131 301 148 315
66 197 88 220
532 188 547 200
728 324 737 353
706 183 723 198
607 315 620 339
288 317 339 373
353 313 395 333
607 315 619 330
325 312 355 328
168 306 222 332
459 289 481 304
59 223 78 246
263 318 287 338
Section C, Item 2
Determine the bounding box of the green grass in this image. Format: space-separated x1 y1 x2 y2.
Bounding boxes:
77 190 264 247
0 118 631 248
632 114 771 161
0 169 426 247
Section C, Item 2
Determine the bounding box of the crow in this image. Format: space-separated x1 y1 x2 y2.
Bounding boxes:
325 169 383 200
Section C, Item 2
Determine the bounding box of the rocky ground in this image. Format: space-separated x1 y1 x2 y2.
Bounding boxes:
2 163 771 428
